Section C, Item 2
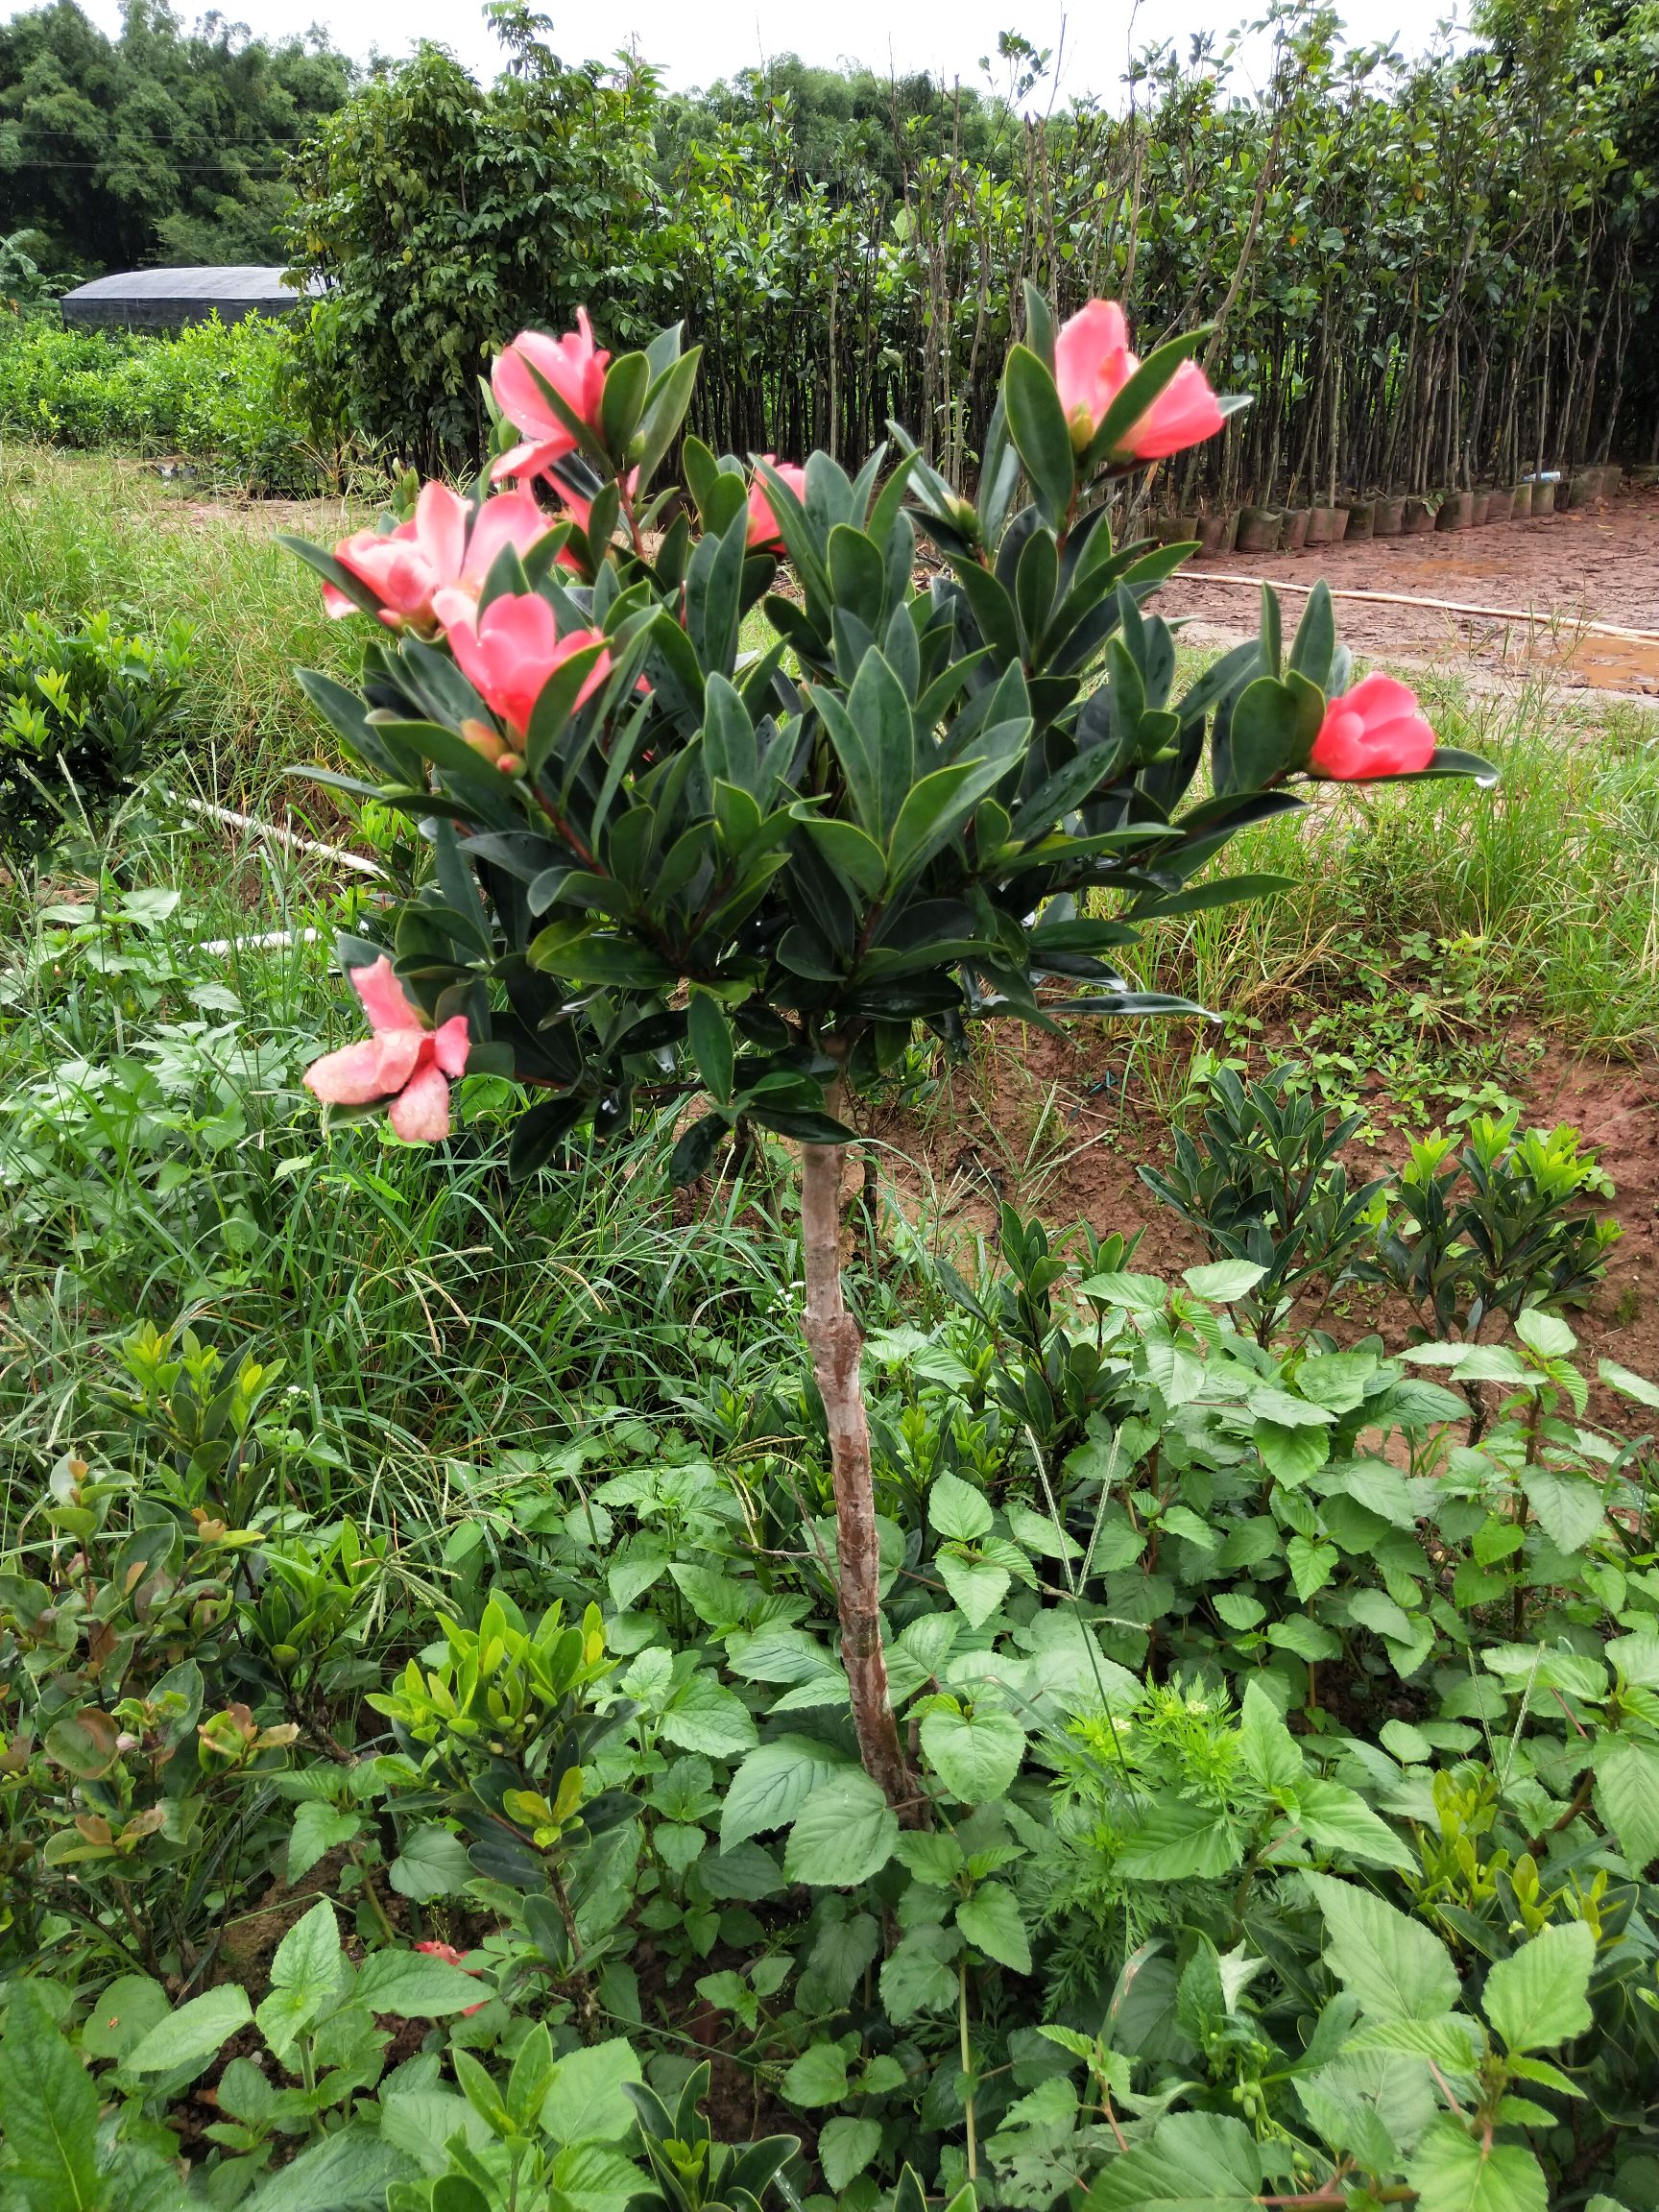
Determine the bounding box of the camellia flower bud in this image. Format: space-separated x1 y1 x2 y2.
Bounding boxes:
492 310 611 484
431 592 613 739
1308 672 1436 780
746 458 809 552
1053 299 1226 463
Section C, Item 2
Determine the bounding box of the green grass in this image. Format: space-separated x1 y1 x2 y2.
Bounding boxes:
0 448 359 810
1133 664 1659 1059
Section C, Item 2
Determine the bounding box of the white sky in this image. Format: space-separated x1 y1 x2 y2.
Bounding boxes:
58 0 1466 104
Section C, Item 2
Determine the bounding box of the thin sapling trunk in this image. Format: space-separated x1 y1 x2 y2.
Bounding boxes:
798 1098 923 1822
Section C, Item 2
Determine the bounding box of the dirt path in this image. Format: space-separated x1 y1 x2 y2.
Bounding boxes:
1159 487 1659 695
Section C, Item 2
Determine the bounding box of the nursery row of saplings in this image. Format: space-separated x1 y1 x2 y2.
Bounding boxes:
1151 461 1642 555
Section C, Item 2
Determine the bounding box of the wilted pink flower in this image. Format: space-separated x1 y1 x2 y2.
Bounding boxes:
431 589 612 739
1309 672 1437 779
303 956 470 1143
413 1939 486 2014
1052 299 1226 463
746 458 809 552
324 485 555 628
491 311 610 484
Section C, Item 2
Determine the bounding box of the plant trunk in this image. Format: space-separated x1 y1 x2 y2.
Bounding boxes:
798 1115 922 1822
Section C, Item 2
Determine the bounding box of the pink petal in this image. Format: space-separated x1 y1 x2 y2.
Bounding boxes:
322 583 356 619
1054 300 1132 431
431 1013 471 1078
388 1061 453 1142
349 954 421 1035
463 491 553 587
414 481 469 589
304 1037 392 1105
489 439 557 485
431 587 478 640
1122 361 1226 461
303 1030 423 1105
1346 672 1422 724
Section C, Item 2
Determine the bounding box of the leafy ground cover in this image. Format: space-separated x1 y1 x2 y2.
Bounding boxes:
4 434 1659 2212
0 318 325 496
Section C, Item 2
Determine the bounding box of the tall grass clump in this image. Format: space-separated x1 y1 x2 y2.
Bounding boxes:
1135 675 1659 1057
0 817 811 1562
0 450 359 806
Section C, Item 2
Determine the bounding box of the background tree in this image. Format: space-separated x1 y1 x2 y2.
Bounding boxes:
0 0 354 275
284 9 661 474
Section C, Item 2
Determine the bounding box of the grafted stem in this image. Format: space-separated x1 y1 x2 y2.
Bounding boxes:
798 1087 923 1822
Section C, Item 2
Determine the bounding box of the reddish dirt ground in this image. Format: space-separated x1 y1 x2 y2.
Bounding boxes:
1159 484 1659 695
870 1022 1659 1410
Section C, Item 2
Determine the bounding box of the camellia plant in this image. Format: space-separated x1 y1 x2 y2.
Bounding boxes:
283 284 1491 1816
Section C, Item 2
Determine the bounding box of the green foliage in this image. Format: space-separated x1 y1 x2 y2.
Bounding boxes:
0 313 320 493
1375 1114 1622 1340
290 317 1484 1167
0 608 192 860
0 0 353 273
7 461 1659 2212
1139 1065 1618 1348
1140 1064 1390 1342
285 8 1657 491
284 35 662 473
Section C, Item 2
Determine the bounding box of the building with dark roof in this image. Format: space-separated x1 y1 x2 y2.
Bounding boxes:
59 267 315 334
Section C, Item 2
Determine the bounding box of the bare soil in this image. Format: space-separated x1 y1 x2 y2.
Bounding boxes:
867 1022 1659 1405
1160 484 1659 696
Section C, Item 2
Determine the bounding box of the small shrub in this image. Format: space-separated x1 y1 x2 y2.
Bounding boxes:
1374 1112 1620 1340
0 610 194 860
0 312 319 493
1139 1062 1389 1341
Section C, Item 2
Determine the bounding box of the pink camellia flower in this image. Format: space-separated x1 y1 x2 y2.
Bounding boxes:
491 310 611 484
1052 299 1226 463
431 588 613 739
324 485 555 628
413 1940 487 2015
1309 672 1437 780
303 956 470 1143
746 458 809 552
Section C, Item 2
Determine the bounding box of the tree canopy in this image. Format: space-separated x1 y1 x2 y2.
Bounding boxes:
0 0 355 276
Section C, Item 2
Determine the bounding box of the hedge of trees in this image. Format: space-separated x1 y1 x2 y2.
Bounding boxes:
282 0 1657 508
0 0 354 276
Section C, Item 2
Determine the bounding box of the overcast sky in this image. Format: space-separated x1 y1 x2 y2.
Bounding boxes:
61 0 1466 104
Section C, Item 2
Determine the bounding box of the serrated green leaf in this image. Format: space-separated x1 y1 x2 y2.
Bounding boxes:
1405 2120 1546 2212
1594 1733 1659 1869
288 1801 362 1885
936 1549 1011 1628
920 1705 1026 1802
1083 2110 1262 2210
781 2040 851 2107
1307 1874 1458 2021
784 1771 899 1886
956 1881 1032 1972
819 2113 883 2191
1482 1921 1595 2055
928 1471 994 1542
1292 1778 1415 1871
122 1984 253 2079
0 1982 103 2210
356 1947 491 2017
720 1735 852 1847
880 1925 960 2021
